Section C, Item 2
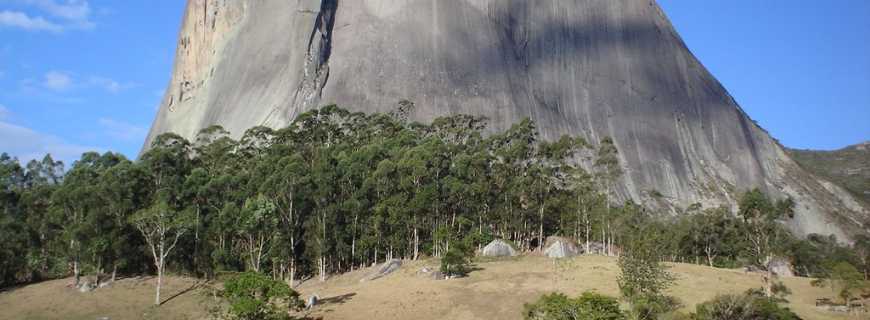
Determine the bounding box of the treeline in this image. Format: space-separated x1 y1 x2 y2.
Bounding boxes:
0 104 867 291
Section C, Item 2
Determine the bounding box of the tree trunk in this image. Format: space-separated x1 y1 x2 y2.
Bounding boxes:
538 204 544 251
155 263 163 305
289 260 296 287
585 219 590 254
73 259 80 286
319 256 326 282
413 227 419 260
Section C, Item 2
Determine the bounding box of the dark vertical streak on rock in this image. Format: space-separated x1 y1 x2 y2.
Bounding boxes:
291 0 339 113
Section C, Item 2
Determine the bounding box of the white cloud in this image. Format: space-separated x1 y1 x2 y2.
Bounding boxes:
26 0 91 22
0 120 100 165
43 71 72 91
0 104 8 120
87 76 135 93
0 1 95 33
99 117 146 142
0 10 63 32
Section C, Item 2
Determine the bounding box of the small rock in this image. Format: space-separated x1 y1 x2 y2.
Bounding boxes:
78 282 96 293
306 295 319 310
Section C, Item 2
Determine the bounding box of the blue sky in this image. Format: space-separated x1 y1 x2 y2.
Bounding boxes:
0 1 867 166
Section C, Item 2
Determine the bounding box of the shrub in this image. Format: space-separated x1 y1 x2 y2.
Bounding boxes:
222 272 304 320
441 242 473 277
618 237 679 319
524 292 625 320
692 291 802 320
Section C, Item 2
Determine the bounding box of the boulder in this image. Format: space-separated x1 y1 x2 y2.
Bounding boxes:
305 295 319 310
544 237 580 258
767 258 795 277
417 266 446 280
77 281 96 293
481 239 517 257
362 259 402 281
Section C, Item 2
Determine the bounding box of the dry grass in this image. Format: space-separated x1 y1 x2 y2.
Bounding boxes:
0 256 863 320
0 276 211 320
295 255 860 320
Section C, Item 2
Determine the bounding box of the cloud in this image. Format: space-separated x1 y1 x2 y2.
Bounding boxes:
0 10 63 32
26 0 91 22
0 104 8 120
0 120 100 165
98 117 146 142
0 1 95 33
43 71 72 91
87 76 136 93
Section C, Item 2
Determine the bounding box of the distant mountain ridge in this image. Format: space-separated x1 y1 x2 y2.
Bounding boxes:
788 142 870 206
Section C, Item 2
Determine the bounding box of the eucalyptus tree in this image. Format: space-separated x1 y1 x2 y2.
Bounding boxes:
738 189 795 297
237 195 280 272
51 152 107 286
529 136 587 250
134 133 195 305
0 153 27 286
594 137 622 256
97 159 149 281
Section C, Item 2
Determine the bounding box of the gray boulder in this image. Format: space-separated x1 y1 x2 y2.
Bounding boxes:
481 239 517 257
305 295 319 310
544 237 580 258
77 281 96 293
362 259 402 281
767 258 795 277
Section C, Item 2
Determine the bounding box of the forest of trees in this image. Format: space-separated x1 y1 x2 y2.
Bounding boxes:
1 105 867 305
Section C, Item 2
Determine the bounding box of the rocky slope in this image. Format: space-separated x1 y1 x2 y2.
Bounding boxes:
146 0 868 239
789 142 870 206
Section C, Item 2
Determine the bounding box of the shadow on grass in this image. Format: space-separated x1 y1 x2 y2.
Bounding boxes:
159 280 205 306
319 292 357 306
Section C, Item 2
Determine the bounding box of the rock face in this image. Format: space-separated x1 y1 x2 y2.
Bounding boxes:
147 0 867 239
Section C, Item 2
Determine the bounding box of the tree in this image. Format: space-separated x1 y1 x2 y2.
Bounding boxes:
618 223 678 319
238 195 280 272
811 261 867 309
594 137 622 256
738 189 795 297
440 241 473 277
854 235 870 280
130 201 194 305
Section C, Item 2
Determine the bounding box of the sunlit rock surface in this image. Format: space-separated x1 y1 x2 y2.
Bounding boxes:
146 0 868 239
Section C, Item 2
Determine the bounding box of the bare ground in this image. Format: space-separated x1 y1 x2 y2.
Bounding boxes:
0 256 859 320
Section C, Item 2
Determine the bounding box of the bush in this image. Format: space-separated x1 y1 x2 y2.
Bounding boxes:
618 238 679 319
222 272 304 320
441 242 473 277
692 291 802 320
524 292 625 320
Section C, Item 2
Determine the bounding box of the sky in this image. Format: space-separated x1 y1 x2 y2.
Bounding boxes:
0 1 867 166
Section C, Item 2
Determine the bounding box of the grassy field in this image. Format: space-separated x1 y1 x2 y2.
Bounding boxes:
0 255 862 320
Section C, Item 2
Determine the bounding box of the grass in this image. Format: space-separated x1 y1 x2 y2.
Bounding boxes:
0 255 862 320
